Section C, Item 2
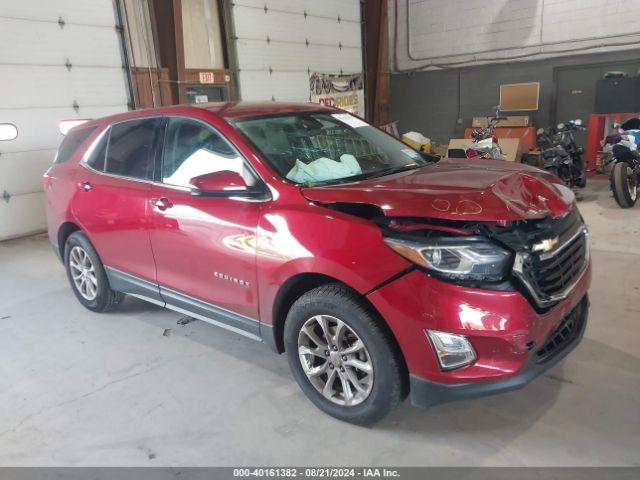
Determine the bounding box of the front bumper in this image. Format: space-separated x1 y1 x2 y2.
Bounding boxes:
366 260 592 402
409 296 588 407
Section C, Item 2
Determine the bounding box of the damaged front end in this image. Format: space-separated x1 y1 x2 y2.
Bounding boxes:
322 200 589 312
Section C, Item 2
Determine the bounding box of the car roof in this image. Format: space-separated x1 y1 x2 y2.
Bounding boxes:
203 101 337 119
80 101 337 130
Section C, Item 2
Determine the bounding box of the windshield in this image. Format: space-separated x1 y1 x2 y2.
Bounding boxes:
232 111 431 185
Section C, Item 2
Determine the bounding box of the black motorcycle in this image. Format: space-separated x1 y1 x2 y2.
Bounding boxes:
536 119 587 189
603 118 640 208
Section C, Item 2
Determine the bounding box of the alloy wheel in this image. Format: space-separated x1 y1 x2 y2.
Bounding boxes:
297 315 373 406
69 246 98 301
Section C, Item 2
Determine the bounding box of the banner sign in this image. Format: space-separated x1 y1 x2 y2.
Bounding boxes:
310 72 365 116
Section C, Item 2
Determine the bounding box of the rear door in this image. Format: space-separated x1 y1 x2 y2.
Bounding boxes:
72 117 163 297
148 116 264 335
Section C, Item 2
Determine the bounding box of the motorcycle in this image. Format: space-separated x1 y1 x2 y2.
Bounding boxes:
536 119 587 189
465 107 507 161
447 107 508 161
602 118 640 208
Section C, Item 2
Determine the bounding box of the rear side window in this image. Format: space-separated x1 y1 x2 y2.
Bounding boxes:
104 118 162 180
55 126 98 164
85 131 108 171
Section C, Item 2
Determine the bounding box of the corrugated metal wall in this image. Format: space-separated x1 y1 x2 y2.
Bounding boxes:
0 0 129 240
231 0 363 102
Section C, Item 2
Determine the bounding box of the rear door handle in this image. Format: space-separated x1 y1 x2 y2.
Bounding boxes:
152 197 173 211
79 181 92 192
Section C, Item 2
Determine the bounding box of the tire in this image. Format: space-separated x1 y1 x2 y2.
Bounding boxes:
574 157 587 188
611 162 638 208
577 174 587 189
64 231 123 312
521 154 539 167
284 284 404 426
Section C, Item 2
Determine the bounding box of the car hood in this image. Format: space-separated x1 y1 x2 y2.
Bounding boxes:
301 158 574 222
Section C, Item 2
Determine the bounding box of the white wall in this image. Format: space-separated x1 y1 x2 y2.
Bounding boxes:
231 0 363 102
391 0 640 72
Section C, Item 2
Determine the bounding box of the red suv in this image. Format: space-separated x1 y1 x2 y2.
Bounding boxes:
45 103 591 425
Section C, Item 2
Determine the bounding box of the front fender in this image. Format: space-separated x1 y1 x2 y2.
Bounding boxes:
255 205 410 325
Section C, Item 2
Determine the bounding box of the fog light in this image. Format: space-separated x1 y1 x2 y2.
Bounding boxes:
426 330 476 371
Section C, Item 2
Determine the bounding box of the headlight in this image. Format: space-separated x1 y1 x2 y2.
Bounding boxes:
426 330 476 370
384 236 512 282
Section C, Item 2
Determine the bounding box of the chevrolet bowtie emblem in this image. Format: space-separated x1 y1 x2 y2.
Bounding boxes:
532 236 560 252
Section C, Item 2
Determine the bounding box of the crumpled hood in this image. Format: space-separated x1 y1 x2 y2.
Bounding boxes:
301 158 575 222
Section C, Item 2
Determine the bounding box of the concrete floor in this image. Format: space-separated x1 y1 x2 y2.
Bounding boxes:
0 178 638 466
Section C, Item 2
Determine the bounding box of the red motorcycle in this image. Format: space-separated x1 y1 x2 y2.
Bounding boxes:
448 107 507 160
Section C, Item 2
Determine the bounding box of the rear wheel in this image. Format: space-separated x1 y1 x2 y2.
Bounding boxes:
284 284 404 425
576 173 587 189
612 162 638 208
64 231 123 312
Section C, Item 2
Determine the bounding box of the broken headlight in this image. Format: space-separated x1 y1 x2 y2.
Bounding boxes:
384 236 512 282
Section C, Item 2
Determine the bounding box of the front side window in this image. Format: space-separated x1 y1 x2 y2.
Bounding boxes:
104 118 161 180
232 112 432 185
162 117 256 188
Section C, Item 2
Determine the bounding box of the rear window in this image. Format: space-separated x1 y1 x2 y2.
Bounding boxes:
55 126 98 164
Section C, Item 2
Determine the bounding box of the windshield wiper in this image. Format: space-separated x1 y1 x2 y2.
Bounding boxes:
375 164 419 177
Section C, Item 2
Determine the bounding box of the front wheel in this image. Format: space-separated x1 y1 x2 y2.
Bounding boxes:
611 162 638 208
284 284 404 425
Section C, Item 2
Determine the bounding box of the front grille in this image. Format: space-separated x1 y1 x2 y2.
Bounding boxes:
491 207 588 309
536 297 587 363
511 215 589 308
528 232 587 297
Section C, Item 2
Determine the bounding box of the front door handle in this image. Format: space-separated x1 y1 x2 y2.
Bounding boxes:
153 197 173 211
79 181 92 192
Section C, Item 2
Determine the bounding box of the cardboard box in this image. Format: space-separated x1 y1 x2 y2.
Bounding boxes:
401 132 431 152
431 142 449 157
448 138 522 162
472 116 530 128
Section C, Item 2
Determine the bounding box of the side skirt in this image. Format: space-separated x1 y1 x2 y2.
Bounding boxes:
105 266 264 343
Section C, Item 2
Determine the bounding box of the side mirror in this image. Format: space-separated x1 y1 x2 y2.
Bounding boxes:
189 171 265 198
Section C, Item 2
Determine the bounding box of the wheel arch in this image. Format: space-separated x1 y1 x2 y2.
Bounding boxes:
57 221 82 259
269 272 410 398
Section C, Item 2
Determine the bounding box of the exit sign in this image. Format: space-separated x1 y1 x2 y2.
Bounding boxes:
199 72 215 84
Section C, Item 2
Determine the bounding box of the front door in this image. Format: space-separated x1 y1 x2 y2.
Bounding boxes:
148 116 264 335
